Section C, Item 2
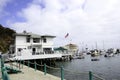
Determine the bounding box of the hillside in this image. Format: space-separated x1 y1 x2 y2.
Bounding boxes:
0 24 16 53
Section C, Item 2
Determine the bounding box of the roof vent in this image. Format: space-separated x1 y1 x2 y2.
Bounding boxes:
23 30 27 34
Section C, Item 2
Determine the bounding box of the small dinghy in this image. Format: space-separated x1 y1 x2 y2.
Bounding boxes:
91 58 99 61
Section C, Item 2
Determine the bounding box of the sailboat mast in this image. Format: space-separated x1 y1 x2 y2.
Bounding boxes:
95 42 97 49
103 41 105 50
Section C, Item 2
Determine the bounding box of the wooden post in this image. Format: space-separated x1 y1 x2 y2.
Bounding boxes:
18 59 20 70
16 59 18 68
61 66 64 80
23 60 25 65
44 63 46 75
28 60 30 67
89 71 93 80
20 59 21 68
34 60 37 71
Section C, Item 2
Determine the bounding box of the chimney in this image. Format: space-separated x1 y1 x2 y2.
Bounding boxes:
23 30 27 34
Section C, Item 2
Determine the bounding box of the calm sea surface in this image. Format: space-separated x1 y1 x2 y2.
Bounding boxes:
45 54 120 80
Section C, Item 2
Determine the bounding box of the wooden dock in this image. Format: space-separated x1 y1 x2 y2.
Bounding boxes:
6 63 61 80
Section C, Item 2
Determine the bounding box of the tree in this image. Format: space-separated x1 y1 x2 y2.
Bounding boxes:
0 24 16 53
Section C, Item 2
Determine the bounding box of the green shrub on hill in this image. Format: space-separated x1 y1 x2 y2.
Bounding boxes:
0 24 16 53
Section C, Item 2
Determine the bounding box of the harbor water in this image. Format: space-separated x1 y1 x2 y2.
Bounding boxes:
45 54 120 80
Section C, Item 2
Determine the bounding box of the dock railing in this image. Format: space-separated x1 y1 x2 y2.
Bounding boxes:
0 57 106 80
15 59 105 80
0 57 10 80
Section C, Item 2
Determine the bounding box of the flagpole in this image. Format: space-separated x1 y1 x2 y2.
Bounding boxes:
102 40 105 51
95 42 97 49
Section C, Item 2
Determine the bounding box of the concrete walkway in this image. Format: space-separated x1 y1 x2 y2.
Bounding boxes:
7 63 61 80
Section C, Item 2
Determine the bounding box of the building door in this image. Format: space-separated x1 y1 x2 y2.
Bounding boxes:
32 48 36 55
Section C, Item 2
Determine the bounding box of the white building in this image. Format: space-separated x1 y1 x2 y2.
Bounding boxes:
64 43 79 56
10 31 62 60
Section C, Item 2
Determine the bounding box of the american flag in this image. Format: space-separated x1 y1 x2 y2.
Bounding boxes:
65 33 69 38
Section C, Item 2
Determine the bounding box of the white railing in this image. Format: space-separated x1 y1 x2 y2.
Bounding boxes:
9 50 62 60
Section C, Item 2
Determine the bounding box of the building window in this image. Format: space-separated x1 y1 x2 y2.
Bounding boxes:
33 38 40 43
26 36 30 43
43 38 47 43
43 48 52 54
28 46 32 49
17 48 22 52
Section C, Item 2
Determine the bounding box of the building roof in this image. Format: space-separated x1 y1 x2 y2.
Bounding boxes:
15 32 56 38
54 47 67 51
29 33 41 38
65 43 78 49
15 33 30 36
65 43 78 47
41 35 56 38
15 33 41 38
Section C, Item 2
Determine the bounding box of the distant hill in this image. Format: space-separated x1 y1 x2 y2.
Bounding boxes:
0 24 16 53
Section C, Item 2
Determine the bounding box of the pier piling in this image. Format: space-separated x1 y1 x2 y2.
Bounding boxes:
44 63 47 75
89 71 93 80
61 66 64 80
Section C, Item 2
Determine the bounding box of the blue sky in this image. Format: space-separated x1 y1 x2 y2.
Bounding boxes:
1 0 120 49
0 0 32 26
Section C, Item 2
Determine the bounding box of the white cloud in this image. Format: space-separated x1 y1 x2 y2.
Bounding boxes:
10 0 120 49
